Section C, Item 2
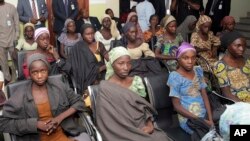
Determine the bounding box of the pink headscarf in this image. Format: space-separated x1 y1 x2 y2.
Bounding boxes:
176 42 196 58
34 27 50 41
221 16 235 29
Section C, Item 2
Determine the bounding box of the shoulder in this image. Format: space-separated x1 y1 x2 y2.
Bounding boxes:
194 66 204 77
168 71 181 83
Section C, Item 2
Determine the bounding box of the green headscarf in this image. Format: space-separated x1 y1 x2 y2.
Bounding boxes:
105 46 130 80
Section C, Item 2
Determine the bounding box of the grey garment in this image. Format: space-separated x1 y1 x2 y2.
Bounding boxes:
70 132 91 141
177 15 197 42
96 81 171 141
17 0 48 23
0 78 86 141
0 47 15 81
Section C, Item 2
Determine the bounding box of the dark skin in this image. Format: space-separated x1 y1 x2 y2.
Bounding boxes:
129 15 138 25
82 26 109 72
145 15 161 42
0 0 4 5
125 25 143 49
60 21 78 59
196 22 218 58
100 17 112 40
35 33 54 59
220 38 247 102
30 60 77 137
108 55 154 134
171 0 200 11
106 9 114 19
155 21 177 60
172 50 214 127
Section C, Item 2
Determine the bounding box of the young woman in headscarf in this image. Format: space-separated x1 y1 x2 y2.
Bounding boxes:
0 53 91 141
94 14 121 51
217 16 235 37
96 47 171 141
191 15 221 71
143 14 164 48
177 15 197 42
213 31 250 102
155 15 184 71
58 19 82 59
167 42 213 135
23 27 58 79
126 12 144 40
15 23 37 51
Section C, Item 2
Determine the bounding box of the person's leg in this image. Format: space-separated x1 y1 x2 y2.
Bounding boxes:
7 47 17 82
0 47 11 82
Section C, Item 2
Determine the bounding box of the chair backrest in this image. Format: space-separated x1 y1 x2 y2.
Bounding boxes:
144 72 191 141
88 85 100 124
17 51 28 80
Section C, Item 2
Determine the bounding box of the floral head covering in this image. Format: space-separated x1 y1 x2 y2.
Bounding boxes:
160 15 176 28
105 46 131 80
196 15 212 31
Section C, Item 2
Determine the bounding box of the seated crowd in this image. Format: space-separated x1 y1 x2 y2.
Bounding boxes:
0 0 250 141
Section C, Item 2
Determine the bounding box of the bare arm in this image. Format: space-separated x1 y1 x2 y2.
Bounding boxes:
59 44 67 59
221 86 241 102
172 97 199 119
200 89 213 125
185 0 200 10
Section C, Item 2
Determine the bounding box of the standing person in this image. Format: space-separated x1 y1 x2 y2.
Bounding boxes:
136 0 155 32
205 0 231 34
17 0 48 29
0 0 19 83
167 42 213 135
75 9 101 33
52 0 78 35
173 0 204 25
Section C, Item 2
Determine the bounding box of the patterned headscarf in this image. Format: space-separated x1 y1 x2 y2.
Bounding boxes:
34 27 50 41
105 47 131 80
221 16 235 29
176 42 196 58
62 18 75 33
195 15 212 31
160 15 176 28
102 14 120 38
24 23 35 31
126 12 137 23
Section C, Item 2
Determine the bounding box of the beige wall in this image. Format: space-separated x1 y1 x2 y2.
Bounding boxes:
230 0 250 22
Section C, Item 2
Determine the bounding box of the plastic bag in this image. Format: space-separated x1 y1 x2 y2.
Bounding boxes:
201 127 223 141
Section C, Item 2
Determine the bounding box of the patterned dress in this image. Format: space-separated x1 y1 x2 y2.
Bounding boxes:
129 75 147 97
155 33 183 71
191 31 220 71
167 66 207 134
213 59 250 102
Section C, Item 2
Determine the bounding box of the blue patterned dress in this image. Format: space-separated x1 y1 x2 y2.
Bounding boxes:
167 66 207 134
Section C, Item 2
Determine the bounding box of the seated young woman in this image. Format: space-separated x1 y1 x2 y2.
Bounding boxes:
23 28 58 79
0 53 90 141
213 31 250 102
96 47 170 141
167 42 213 134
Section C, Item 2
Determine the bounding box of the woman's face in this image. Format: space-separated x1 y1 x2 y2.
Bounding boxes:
30 60 48 86
188 21 197 31
166 21 177 34
225 21 235 31
107 10 114 18
67 21 76 33
200 22 211 34
102 17 111 29
25 26 34 39
81 9 89 19
36 33 50 50
178 50 196 71
130 15 138 25
126 26 137 42
150 16 159 26
228 38 246 57
112 55 132 79
82 27 95 44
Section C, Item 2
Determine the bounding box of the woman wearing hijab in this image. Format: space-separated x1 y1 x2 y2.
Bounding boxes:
217 16 235 37
0 53 90 141
23 27 58 79
15 23 37 51
167 42 213 134
155 15 183 71
94 14 121 51
191 15 220 71
58 19 82 59
96 47 171 141
126 12 144 40
177 15 197 42
213 31 250 102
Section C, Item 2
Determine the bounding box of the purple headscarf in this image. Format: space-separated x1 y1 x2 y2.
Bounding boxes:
176 42 196 58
